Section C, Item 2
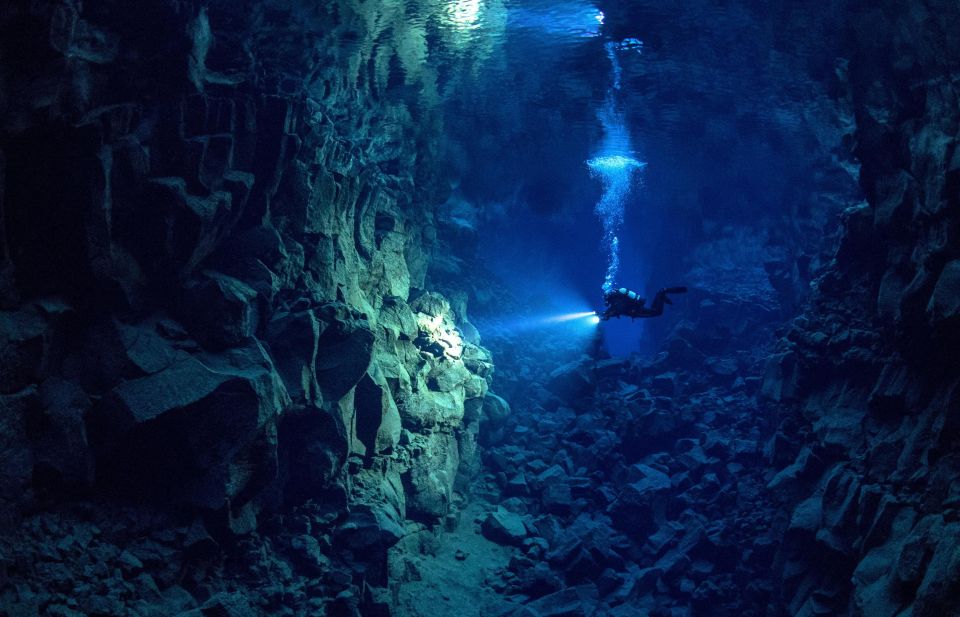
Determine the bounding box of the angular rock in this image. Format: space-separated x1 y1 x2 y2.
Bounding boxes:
90 340 288 508
117 320 182 375
518 584 599 617
178 591 256 617
354 372 401 455
912 520 960 617
483 392 511 425
404 432 458 521
767 447 824 497
608 465 672 535
760 351 799 402
428 360 471 393
788 495 822 537
179 270 259 349
456 419 483 488
482 507 528 546
396 390 466 429
265 309 321 405
277 405 349 506
868 361 912 418
546 361 594 402
123 177 235 280
651 372 677 396
541 482 574 514
334 504 404 551
315 305 375 402
288 534 331 576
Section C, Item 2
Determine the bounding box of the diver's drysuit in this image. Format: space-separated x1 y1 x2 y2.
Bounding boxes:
600 286 687 320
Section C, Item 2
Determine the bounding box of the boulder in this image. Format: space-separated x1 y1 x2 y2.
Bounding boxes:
277 406 349 507
767 448 824 496
90 340 288 508
868 361 912 418
64 318 182 392
175 591 256 617
546 361 594 402
334 504 404 551
265 309 321 405
651 372 677 396
116 320 182 375
760 351 799 401
409 292 451 320
482 507 528 546
428 360 471 393
377 296 418 340
518 584 599 617
877 267 909 322
608 465 672 535
464 374 488 401
315 305 375 402
817 466 860 553
872 171 915 228
895 536 930 587
461 343 494 379
506 472 530 497
541 482 574 514
788 495 822 537
483 392 511 425
404 432 459 521
179 270 259 349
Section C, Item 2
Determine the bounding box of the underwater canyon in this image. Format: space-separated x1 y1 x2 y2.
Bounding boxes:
1 1 959 616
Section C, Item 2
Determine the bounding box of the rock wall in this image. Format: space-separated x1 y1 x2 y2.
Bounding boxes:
0 1 495 615
761 2 960 615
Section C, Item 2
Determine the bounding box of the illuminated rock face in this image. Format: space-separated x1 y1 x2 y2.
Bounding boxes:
0 1 496 614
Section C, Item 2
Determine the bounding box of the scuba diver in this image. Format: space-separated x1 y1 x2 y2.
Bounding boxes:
600 286 687 321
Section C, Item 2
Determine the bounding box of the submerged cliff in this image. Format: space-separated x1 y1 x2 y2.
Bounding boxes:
0 1 497 615
761 3 960 614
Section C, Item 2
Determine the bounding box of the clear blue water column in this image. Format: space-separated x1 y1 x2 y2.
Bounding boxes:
588 40 645 295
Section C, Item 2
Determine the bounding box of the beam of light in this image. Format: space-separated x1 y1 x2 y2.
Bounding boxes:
478 309 600 338
543 311 598 324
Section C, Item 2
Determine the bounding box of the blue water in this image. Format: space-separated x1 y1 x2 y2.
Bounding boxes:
366 0 854 356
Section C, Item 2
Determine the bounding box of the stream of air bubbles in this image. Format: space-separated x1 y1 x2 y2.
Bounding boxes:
587 39 645 294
